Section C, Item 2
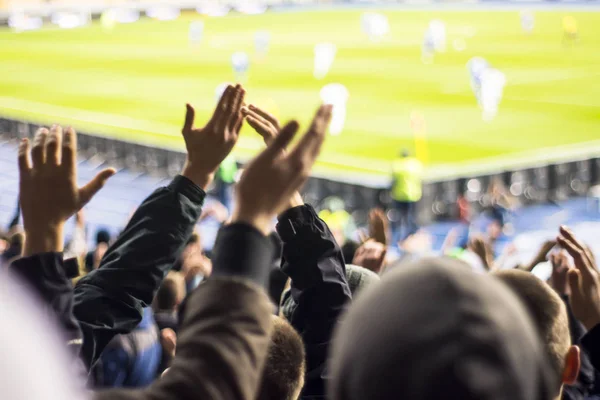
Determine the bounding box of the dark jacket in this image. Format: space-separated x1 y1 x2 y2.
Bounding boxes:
11 175 205 376
561 296 594 400
276 204 352 398
94 222 276 400
73 175 205 370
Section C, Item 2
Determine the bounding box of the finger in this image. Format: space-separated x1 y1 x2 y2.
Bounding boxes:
18 138 31 175
31 127 49 167
247 116 275 143
262 120 299 158
46 124 63 166
567 268 583 297
222 84 240 133
78 168 116 208
289 104 332 163
62 127 77 174
182 103 195 133
228 85 246 132
233 112 244 134
560 226 585 253
558 235 593 276
378 249 387 267
212 85 234 131
248 104 280 130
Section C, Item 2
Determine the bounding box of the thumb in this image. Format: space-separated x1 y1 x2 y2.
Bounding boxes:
182 103 195 133
79 168 116 207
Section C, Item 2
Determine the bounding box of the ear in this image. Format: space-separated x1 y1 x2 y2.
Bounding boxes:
562 345 580 385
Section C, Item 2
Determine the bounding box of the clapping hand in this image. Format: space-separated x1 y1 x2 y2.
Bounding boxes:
181 84 245 189
241 104 304 210
19 125 115 256
232 105 333 234
557 226 600 330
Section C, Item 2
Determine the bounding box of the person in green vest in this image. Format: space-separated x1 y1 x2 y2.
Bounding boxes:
215 154 238 210
391 149 423 242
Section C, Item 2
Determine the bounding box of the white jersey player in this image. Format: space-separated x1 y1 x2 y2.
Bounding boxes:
467 57 490 105
254 30 271 58
189 21 204 46
361 12 390 42
520 11 535 34
422 20 446 61
480 68 506 121
313 43 337 80
320 83 349 136
231 52 250 81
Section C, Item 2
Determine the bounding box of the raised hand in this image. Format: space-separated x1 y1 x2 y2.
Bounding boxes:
232 105 333 234
242 103 304 209
242 104 280 146
19 125 115 256
550 249 571 295
368 208 389 246
557 226 600 330
352 239 387 274
181 84 245 189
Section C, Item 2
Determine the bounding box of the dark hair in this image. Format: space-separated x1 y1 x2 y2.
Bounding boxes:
258 316 306 400
95 229 111 246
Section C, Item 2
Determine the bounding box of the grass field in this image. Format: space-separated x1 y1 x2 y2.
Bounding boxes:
1 8 600 178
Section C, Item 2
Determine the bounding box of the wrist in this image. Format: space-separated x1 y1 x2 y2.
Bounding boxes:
230 209 273 236
286 192 304 211
23 224 65 256
181 160 214 190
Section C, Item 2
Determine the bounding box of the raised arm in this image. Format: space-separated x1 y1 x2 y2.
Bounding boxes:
75 84 247 369
244 103 350 397
96 101 331 400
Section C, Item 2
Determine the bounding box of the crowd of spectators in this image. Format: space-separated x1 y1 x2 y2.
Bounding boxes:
2 83 600 400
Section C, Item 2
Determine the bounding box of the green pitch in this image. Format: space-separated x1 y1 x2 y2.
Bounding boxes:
1 9 599 179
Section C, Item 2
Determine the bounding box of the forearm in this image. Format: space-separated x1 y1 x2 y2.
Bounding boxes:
276 204 351 396
74 175 205 368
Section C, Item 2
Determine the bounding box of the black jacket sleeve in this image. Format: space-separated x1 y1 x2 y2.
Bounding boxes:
9 253 87 376
95 222 276 400
561 296 594 400
276 204 352 398
73 175 205 369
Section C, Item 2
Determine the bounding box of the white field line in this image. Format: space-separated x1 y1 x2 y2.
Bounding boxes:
2 96 600 188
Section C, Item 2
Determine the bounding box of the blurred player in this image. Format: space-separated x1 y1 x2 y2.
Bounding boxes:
189 21 204 47
562 15 578 44
320 83 349 136
422 20 446 63
361 12 390 42
467 57 490 106
314 42 337 80
254 30 271 59
480 68 506 121
231 52 250 82
520 10 535 34
100 9 116 31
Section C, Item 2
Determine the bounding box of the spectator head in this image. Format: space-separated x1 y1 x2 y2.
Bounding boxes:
341 241 359 265
95 229 111 246
258 316 306 400
400 148 410 158
329 257 554 400
280 264 379 321
154 271 186 312
494 269 579 398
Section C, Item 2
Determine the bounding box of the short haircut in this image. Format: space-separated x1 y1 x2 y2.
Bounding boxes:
155 271 185 311
494 270 570 385
258 316 306 400
95 229 111 245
